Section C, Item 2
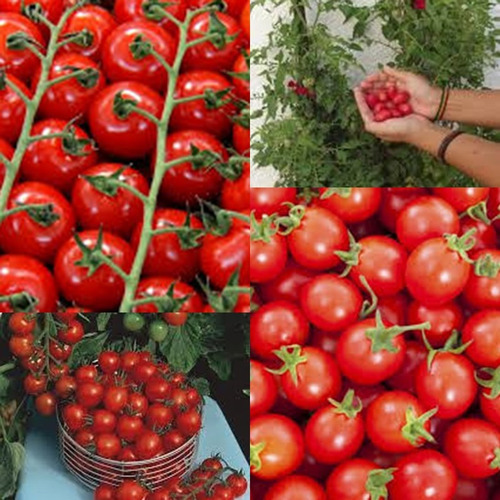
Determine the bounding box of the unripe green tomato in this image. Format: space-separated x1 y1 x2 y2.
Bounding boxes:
123 313 146 332
149 320 169 342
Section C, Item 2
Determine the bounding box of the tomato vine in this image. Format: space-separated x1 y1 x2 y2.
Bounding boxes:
252 0 500 187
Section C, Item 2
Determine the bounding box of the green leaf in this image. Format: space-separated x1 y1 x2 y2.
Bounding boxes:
96 313 112 331
190 377 210 396
207 351 232 380
159 327 201 373
68 332 109 369
0 441 25 499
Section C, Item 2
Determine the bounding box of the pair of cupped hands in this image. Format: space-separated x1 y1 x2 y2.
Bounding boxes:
354 66 442 143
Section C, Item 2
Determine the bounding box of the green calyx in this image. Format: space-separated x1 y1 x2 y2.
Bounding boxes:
491 448 500 471
137 282 190 312
267 345 307 386
365 310 430 354
113 91 139 120
320 187 352 199
20 202 60 227
207 12 239 49
142 0 175 21
204 87 232 110
365 468 396 500
61 125 94 157
464 200 491 225
444 228 476 263
83 167 126 198
251 213 279 243
328 389 362 419
401 406 437 447
275 204 306 235
62 65 100 89
198 268 250 312
0 292 38 312
62 28 94 48
250 441 266 472
335 231 361 272
129 34 153 60
476 367 500 399
472 253 500 278
6 31 38 51
423 330 471 370
73 229 108 277
190 144 222 171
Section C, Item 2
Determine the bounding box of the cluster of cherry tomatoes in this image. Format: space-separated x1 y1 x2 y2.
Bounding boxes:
94 456 248 500
250 187 500 499
362 85 413 122
0 0 250 312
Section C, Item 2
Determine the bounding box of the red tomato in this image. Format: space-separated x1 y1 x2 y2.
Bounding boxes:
72 163 149 239
251 188 297 216
389 450 457 500
287 206 349 270
157 130 228 206
171 71 236 138
378 188 428 232
135 429 163 459
134 276 204 312
0 0 62 37
318 188 381 223
415 352 477 419
460 216 496 251
480 385 500 428
387 340 427 393
95 433 121 459
9 334 34 358
54 230 134 311
221 161 250 211
116 480 148 500
275 345 341 411
250 359 278 418
396 195 460 250
300 274 362 331
432 187 489 213
326 459 382 500
463 249 500 309
101 21 176 92
60 6 117 61
201 216 249 289
34 53 105 122
304 392 364 464
90 409 117 434
0 182 75 263
0 13 44 82
232 119 250 155
462 310 500 367
114 0 186 34
250 414 305 480
0 138 14 187
453 477 489 500
0 75 30 144
23 373 47 395
163 312 188 326
132 208 203 282
250 300 309 360
264 475 326 500
240 0 250 38
35 392 56 416
336 316 407 385
407 300 463 347
444 418 500 479
405 236 471 306
21 119 98 194
176 408 202 436
94 484 117 500
76 381 104 408
250 230 288 284
183 12 244 71
58 319 84 344
232 52 249 101
104 385 129 414
88 81 163 159
8 313 36 337
0 255 57 312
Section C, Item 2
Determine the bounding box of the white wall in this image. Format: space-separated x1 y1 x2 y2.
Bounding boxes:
250 1 500 187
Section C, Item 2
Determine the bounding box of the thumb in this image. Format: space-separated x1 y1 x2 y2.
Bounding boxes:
383 66 412 81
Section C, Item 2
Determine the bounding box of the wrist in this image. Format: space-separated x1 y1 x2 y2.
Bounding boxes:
405 120 444 148
429 86 443 119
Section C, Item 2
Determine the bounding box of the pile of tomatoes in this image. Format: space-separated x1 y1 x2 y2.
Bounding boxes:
250 187 500 499
0 0 250 312
362 85 413 122
95 456 248 500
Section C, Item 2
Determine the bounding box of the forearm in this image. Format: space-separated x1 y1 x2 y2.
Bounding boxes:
408 123 500 186
441 89 500 128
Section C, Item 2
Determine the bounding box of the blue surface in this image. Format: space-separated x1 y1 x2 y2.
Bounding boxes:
17 397 249 500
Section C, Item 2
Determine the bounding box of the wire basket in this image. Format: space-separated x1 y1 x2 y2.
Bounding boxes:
57 409 200 491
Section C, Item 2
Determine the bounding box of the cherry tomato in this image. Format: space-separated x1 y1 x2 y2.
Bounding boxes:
135 429 163 459
58 319 84 344
462 309 500 367
250 230 288 284
0 75 30 144
76 381 104 408
35 392 56 416
232 52 249 102
251 188 297 216
387 340 427 393
265 475 326 500
176 408 202 437
95 433 122 459
240 0 249 38
9 334 34 358
163 312 188 326
94 484 117 500
463 249 500 309
54 375 77 399
221 161 250 211
326 458 380 500
453 477 489 500
8 312 36 336
103 385 129 414
378 188 428 232
318 188 381 223
23 373 47 395
432 187 489 213
460 216 496 251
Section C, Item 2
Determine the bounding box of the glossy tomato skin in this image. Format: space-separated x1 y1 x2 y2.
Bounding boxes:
463 249 500 309
250 414 305 480
250 301 309 360
387 340 427 393
336 318 406 385
378 188 428 232
54 230 134 311
365 390 432 453
240 0 250 38
0 13 44 82
101 21 177 92
232 52 249 102
221 162 250 212
250 359 278 418
317 188 381 223
287 207 349 271
396 195 460 251
264 475 326 500
406 237 471 306
453 477 489 500
300 274 362 331
183 12 244 72
21 119 98 194
89 81 163 159
432 187 489 213
0 255 57 312
72 163 149 239
444 418 500 479
462 309 500 367
188 0 247 18
0 0 62 37
131 208 203 282
326 458 378 500
170 71 236 138
60 6 117 61
415 352 477 420
114 0 186 33
158 130 227 206
279 346 341 411
133 277 204 313
460 216 497 251
0 75 30 144
250 232 288 284
389 450 457 500
251 188 297 216
34 53 105 122
480 387 500 428
304 400 364 465
0 182 76 263
200 217 249 289
350 236 407 297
